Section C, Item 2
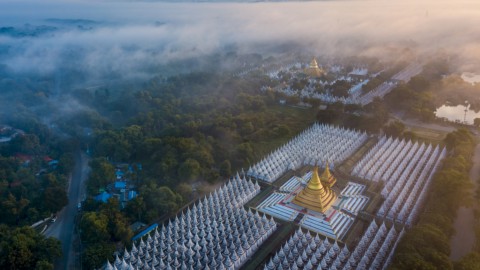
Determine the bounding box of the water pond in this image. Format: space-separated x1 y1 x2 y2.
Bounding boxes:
461 72 480 85
435 104 480 125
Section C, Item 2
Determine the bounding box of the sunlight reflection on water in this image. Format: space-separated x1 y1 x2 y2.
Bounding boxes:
435 104 480 125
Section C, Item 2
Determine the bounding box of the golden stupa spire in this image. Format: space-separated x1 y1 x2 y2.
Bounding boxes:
320 162 336 188
307 166 324 190
305 57 325 77
309 58 319 69
292 166 337 213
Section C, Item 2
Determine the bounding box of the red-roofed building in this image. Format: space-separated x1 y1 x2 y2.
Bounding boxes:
15 153 32 166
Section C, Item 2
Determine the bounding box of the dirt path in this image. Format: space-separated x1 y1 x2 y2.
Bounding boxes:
450 142 480 260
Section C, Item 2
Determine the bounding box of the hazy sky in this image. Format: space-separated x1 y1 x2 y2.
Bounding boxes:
1 0 479 78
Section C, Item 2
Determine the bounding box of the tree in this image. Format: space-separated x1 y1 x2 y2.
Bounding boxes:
34 260 54 270
178 158 201 181
383 121 405 137
236 143 254 166
42 186 68 213
273 124 291 138
286 95 300 105
0 225 61 270
176 183 193 201
9 134 42 155
474 118 480 127
402 131 417 141
140 184 183 222
99 198 133 243
124 196 146 222
219 160 232 178
408 75 430 92
316 109 340 124
87 158 115 193
454 252 480 270
0 193 29 225
82 243 115 270
80 212 110 244
240 122 255 135
93 130 130 161
330 80 351 98
445 129 474 150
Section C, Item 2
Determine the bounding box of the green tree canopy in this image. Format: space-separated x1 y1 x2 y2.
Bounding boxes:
80 212 110 244
474 118 480 127
219 160 232 178
178 158 201 181
82 243 115 270
87 158 115 194
139 184 183 222
42 186 68 213
0 225 61 270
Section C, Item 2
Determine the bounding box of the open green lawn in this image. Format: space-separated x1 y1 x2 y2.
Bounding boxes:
406 126 448 142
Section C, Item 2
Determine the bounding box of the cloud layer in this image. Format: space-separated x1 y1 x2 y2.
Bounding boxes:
1 0 480 79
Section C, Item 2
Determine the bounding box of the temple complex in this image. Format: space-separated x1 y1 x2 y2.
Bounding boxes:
305 57 325 77
103 124 448 270
292 166 337 213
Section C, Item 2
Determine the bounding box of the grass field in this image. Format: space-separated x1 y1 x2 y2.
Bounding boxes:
406 126 448 142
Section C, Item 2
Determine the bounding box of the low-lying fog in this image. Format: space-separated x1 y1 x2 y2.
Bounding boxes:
0 0 479 81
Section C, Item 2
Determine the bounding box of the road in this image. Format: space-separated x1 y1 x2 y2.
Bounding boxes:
450 142 480 260
44 151 90 270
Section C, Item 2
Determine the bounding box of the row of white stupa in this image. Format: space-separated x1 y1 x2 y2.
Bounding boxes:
358 62 422 106
358 82 396 106
261 79 365 105
348 79 369 99
265 63 367 80
103 124 444 270
264 220 404 270
265 62 303 79
258 124 445 269
104 175 277 270
390 62 423 81
263 62 421 106
247 124 368 183
352 136 446 225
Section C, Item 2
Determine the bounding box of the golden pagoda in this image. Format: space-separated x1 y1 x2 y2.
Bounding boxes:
305 57 325 77
320 163 336 188
292 166 337 213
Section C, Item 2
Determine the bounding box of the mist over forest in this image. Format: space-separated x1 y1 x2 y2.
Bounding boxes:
2 1 480 269
0 0 479 127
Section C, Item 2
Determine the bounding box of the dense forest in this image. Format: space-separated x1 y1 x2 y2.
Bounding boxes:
0 117 74 269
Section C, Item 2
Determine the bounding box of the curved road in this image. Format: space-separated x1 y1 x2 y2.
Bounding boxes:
44 151 89 270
